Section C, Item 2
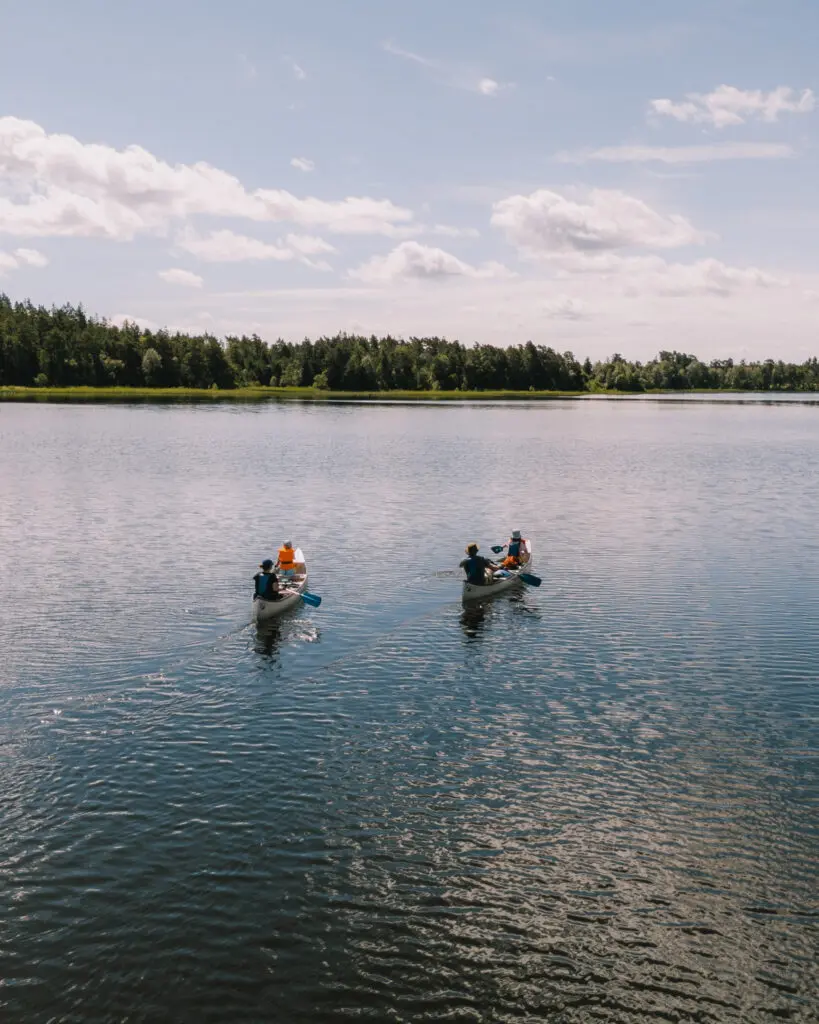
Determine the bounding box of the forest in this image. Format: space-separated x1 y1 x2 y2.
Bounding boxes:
2 293 818 393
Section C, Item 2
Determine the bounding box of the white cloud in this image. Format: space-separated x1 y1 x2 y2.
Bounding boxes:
177 229 294 263
285 233 336 257
348 240 510 283
650 85 815 127
290 157 315 173
0 117 415 240
491 188 708 257
381 41 510 96
542 296 589 320
616 256 783 297
431 223 481 238
285 57 306 80
158 268 204 288
111 313 160 331
14 246 48 267
175 228 335 269
381 40 433 67
558 142 795 164
0 246 48 274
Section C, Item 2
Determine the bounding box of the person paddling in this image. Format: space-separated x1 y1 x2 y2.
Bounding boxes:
253 559 280 601
460 543 500 586
501 530 528 569
276 541 297 578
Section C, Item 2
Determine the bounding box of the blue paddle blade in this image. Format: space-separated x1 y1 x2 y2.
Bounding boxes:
491 545 505 554
301 591 322 607
519 572 541 587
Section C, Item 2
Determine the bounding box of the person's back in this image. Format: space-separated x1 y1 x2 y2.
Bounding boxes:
502 531 527 568
460 543 493 585
254 560 280 600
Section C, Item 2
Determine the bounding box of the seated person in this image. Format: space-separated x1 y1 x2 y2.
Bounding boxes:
276 540 297 578
501 530 528 569
253 559 280 600
460 543 500 585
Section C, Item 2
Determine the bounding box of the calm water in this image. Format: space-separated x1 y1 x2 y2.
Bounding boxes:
1 399 817 1024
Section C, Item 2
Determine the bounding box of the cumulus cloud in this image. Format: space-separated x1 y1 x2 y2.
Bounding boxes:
348 240 510 283
111 313 160 331
542 296 589 320
650 85 815 127
478 78 500 96
175 228 335 270
545 251 782 297
15 247 48 267
0 246 48 274
643 258 782 297
491 188 708 258
290 157 315 172
158 268 204 288
558 142 795 164
0 117 415 240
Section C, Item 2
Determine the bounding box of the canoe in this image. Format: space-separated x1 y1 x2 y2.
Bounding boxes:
252 547 308 623
461 541 533 602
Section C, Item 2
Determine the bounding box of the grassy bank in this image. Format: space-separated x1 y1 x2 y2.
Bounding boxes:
0 385 592 401
1 385 807 403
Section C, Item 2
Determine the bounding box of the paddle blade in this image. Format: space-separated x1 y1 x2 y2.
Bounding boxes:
301 591 322 607
519 572 541 587
491 545 505 554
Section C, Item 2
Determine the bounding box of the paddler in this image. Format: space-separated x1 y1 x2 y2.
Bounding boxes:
500 530 528 569
276 540 297 578
253 559 280 601
460 543 500 586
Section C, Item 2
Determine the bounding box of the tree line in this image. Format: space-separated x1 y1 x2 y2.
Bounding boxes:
2 293 818 392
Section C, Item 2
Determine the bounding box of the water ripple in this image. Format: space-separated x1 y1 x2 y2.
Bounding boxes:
1 401 817 1022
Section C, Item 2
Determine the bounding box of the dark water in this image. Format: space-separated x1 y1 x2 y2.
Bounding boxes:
1 399 817 1024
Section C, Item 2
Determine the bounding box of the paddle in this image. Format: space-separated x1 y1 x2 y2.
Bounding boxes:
491 545 506 554
519 572 541 588
300 591 322 607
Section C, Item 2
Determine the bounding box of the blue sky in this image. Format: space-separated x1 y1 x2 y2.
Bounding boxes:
1 0 817 360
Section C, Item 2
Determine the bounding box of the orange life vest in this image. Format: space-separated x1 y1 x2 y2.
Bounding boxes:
278 546 295 570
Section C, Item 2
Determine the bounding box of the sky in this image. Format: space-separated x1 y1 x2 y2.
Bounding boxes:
1 0 818 361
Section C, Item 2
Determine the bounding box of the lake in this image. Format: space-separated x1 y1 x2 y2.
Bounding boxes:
1 398 817 1023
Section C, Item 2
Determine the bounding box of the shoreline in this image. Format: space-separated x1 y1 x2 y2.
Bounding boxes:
1 385 813 403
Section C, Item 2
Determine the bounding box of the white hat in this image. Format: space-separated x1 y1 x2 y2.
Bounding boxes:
511 530 521 540
284 540 292 548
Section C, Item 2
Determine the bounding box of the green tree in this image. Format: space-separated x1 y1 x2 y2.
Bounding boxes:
141 347 163 386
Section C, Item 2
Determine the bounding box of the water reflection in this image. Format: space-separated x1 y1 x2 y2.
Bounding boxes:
253 618 284 658
460 602 490 640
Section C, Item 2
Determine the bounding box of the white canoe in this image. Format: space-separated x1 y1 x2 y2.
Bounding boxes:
461 541 533 602
252 548 308 623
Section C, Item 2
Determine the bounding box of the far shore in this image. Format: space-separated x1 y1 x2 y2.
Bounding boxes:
1 385 812 403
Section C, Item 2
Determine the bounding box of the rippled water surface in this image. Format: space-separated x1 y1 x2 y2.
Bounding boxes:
1 399 817 1023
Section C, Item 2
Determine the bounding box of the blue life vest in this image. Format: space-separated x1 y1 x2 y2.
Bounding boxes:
256 572 275 599
508 539 522 558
